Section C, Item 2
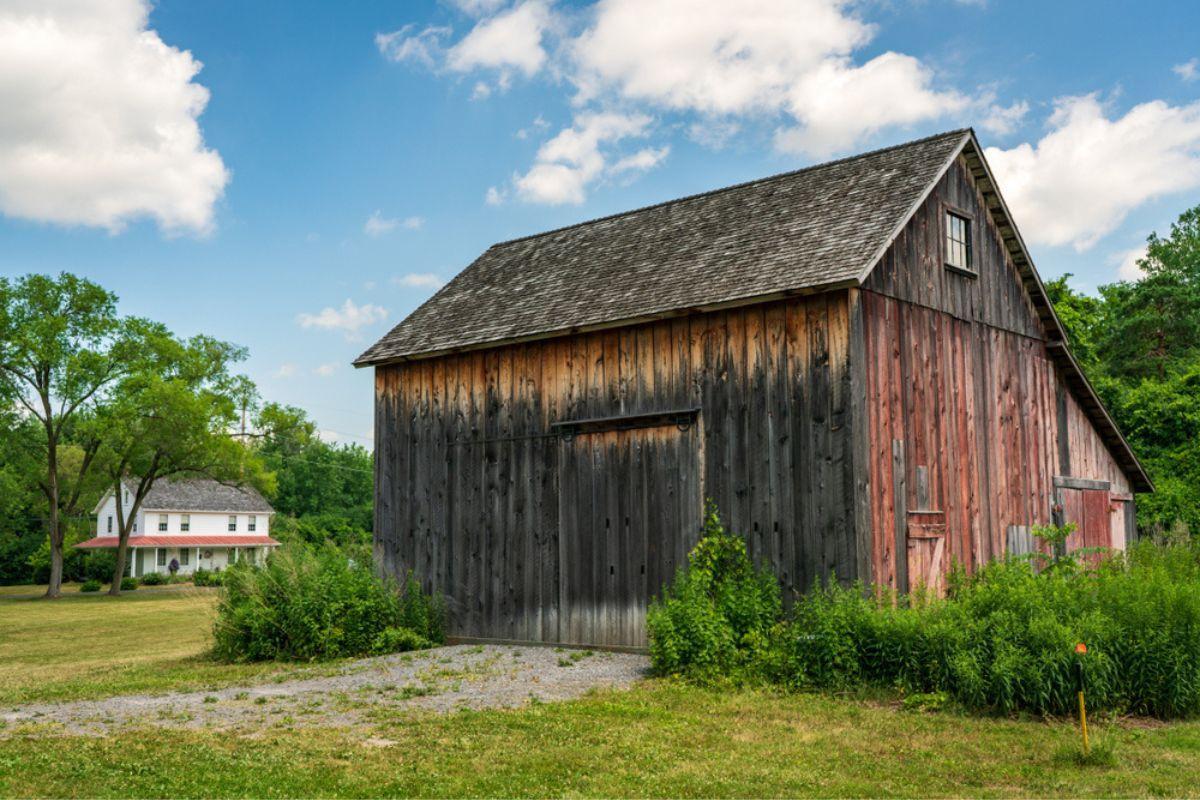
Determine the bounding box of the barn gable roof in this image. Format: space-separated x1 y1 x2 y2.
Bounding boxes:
356 129 1152 492
355 129 969 365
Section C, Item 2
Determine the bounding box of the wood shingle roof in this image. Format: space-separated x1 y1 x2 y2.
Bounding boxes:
355 129 969 365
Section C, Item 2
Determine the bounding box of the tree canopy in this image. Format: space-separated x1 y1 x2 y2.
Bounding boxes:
1047 204 1200 536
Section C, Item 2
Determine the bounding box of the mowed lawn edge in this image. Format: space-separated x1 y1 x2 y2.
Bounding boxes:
3 682 1200 798
0 587 347 706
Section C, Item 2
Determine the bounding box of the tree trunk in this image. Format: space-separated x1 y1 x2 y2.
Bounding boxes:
109 538 129 596
43 432 62 599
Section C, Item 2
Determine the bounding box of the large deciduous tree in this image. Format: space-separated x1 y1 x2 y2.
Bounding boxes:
0 274 139 598
96 331 259 594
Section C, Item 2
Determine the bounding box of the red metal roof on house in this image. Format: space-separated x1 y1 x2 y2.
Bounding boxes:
76 535 281 549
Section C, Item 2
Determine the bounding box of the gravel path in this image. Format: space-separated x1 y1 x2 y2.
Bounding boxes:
1 645 650 736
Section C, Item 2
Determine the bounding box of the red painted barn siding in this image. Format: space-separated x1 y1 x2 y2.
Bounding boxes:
861 155 1137 590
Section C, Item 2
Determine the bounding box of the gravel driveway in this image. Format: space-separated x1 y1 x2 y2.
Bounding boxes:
1 645 650 736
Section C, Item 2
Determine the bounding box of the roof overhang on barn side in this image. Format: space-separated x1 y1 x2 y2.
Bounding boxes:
355 129 1152 493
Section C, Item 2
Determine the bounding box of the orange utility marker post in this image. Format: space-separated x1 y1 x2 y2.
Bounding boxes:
1075 642 1090 755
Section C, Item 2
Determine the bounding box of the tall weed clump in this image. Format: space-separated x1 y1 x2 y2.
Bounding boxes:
649 509 1200 719
647 503 781 676
213 544 445 661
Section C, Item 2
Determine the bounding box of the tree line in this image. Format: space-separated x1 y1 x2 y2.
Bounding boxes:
0 274 371 595
1046 204 1200 537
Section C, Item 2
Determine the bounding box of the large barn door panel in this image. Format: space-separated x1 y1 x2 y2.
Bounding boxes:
557 423 702 648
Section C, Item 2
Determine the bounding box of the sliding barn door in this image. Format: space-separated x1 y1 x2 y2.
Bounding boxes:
557 423 703 647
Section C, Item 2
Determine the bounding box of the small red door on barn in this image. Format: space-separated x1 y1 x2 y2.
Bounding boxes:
1056 477 1114 558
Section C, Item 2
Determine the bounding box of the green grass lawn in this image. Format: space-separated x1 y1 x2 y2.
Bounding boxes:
3 684 1200 798
3 587 1200 797
0 585 339 706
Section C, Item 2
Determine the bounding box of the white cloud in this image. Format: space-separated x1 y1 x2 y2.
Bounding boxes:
1174 59 1199 83
985 94 1200 251
0 0 229 234
375 24 450 67
979 100 1030 137
446 1 551 77
573 0 963 157
376 0 992 201
515 112 652 204
516 114 550 139
392 273 445 289
610 145 670 174
485 185 507 205
688 119 741 149
774 52 966 157
296 299 389 339
313 363 338 377
1113 244 1149 281
274 363 297 378
448 0 508 17
364 211 424 237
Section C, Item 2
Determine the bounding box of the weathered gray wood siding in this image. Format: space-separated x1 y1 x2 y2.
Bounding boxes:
373 291 864 647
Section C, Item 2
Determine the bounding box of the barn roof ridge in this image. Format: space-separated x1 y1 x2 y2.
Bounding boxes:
356 127 970 367
491 128 974 249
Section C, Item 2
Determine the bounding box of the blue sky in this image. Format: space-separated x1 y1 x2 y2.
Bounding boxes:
1 0 1198 448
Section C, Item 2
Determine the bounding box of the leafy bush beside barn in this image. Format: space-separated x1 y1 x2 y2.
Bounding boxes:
649 509 1200 719
212 544 444 662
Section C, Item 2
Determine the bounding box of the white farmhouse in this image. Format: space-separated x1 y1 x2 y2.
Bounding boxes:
78 478 279 577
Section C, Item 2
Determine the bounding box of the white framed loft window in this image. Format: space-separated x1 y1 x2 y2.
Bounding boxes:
158 514 168 532
181 514 190 532
248 515 257 532
107 516 113 533
228 515 237 532
944 209 975 275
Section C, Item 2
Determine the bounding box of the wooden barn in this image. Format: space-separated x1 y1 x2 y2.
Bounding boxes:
355 129 1153 648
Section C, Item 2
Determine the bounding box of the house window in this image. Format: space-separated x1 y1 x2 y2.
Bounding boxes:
158 514 168 532
180 549 190 566
156 549 166 567
181 514 190 532
107 516 113 533
245 548 256 566
248 515 257 532
133 520 137 532
945 210 973 273
228 515 237 532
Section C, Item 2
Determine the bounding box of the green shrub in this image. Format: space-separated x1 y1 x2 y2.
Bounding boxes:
140 571 166 586
650 509 1200 720
192 568 222 587
647 503 781 677
120 577 138 591
371 626 430 654
212 544 445 662
79 579 102 593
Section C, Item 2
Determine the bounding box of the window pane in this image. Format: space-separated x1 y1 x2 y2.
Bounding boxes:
946 212 971 270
